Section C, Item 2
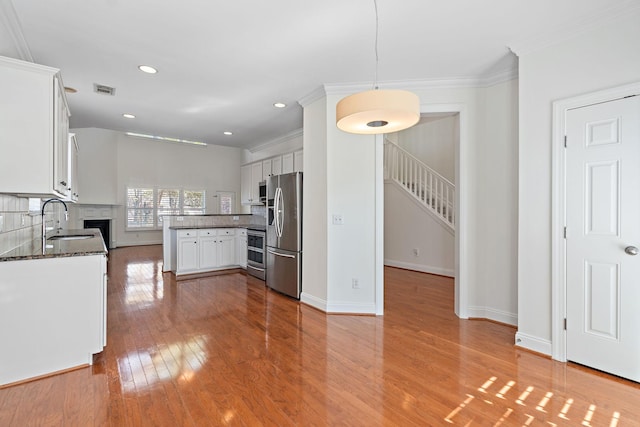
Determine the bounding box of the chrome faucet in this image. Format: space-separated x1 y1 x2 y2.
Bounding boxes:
41 198 68 253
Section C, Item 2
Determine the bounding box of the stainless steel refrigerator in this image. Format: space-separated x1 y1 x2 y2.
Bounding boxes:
266 172 302 299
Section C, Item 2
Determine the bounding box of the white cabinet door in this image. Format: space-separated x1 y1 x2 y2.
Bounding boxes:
251 162 263 202
54 77 70 197
294 150 303 172
241 164 253 204
177 238 198 272
218 235 236 267
199 235 218 270
237 229 247 268
272 156 282 176
262 160 272 180
0 56 70 197
282 153 294 174
68 133 79 202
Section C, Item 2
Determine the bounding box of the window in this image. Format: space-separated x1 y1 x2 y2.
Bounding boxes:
127 188 155 229
126 187 206 229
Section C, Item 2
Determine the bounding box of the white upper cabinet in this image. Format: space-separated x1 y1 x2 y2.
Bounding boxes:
282 152 294 174
294 150 303 172
241 162 263 205
0 56 71 198
271 156 282 176
67 133 79 202
262 160 272 180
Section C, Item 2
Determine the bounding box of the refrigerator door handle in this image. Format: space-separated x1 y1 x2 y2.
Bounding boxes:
267 248 296 259
275 187 284 238
273 187 280 237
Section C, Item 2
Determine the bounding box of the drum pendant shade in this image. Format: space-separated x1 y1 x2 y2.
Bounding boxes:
336 89 420 134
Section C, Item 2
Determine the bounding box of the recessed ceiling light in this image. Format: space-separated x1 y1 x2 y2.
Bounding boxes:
223 131 233 136
273 102 286 108
64 86 77 94
123 113 136 119
138 65 158 74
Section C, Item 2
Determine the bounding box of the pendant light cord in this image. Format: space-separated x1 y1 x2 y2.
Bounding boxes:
373 0 379 90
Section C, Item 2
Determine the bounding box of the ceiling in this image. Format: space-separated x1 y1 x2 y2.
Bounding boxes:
1 0 634 150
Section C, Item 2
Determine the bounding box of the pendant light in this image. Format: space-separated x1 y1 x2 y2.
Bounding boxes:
336 0 419 135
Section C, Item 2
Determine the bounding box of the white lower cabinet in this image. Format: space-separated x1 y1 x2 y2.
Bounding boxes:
0 254 107 386
177 230 199 273
237 229 247 268
175 228 238 275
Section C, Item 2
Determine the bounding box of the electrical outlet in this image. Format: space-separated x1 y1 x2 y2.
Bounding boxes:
233 215 239 220
332 214 344 225
352 278 360 289
413 247 419 257
176 216 184 221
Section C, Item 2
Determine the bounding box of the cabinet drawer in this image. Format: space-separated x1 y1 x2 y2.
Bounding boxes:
177 230 197 238
238 228 247 236
197 229 217 237
219 229 236 236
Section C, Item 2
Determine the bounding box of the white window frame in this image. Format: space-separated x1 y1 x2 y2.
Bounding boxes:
126 187 206 230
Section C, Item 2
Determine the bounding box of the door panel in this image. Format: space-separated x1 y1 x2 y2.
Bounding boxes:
584 261 619 339
585 161 619 235
566 95 640 382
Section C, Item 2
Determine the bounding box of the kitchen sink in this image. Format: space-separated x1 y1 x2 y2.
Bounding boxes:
48 234 94 241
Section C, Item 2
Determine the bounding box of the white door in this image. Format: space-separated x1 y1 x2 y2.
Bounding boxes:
566 95 640 382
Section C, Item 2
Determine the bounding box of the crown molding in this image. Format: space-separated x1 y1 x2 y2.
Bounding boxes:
0 0 33 62
509 1 640 56
249 128 303 153
298 85 327 108
317 66 519 100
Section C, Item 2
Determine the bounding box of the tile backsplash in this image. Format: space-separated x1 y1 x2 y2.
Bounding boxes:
0 194 66 256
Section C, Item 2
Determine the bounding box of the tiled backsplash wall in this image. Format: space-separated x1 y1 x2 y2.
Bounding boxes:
0 194 66 256
0 194 41 255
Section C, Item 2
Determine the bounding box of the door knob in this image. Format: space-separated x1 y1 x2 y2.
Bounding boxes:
625 246 639 256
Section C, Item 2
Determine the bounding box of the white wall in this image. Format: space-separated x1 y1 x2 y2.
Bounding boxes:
71 128 244 247
384 182 454 277
301 92 378 313
301 97 329 306
472 79 519 325
514 10 640 353
396 115 457 182
74 128 117 205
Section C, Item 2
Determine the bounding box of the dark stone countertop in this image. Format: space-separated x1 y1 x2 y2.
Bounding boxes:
0 229 108 262
169 225 264 230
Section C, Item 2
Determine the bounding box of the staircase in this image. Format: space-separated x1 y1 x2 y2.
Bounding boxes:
384 140 455 232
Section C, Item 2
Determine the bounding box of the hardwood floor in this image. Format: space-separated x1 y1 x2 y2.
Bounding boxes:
1 245 639 426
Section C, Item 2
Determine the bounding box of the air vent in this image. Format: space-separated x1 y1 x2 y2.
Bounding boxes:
93 83 116 96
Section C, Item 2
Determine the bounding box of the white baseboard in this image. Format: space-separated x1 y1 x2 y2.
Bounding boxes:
468 306 517 326
300 292 327 312
115 239 163 247
300 293 376 314
515 332 552 356
384 259 454 277
326 301 377 315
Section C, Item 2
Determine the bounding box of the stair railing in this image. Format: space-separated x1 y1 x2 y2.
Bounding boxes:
384 139 455 230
